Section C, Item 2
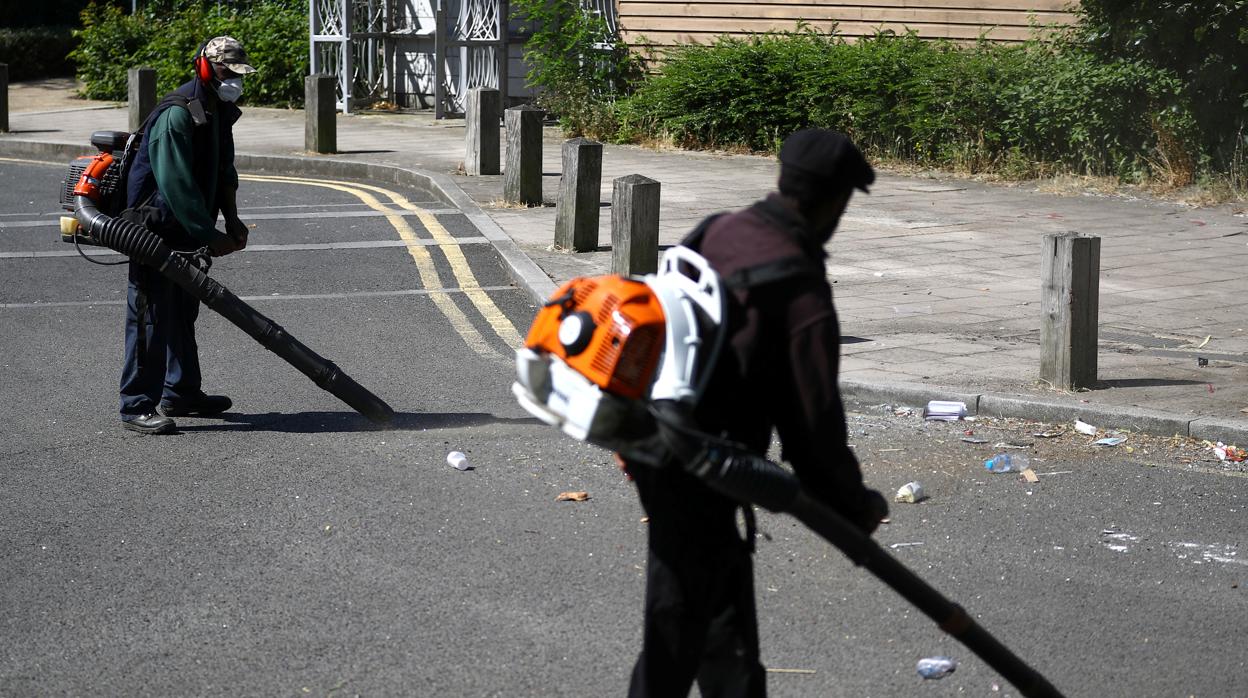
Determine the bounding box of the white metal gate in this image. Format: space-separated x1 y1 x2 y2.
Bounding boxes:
309 0 618 116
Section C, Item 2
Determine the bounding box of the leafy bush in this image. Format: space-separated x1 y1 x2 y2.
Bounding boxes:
0 26 78 80
616 28 1190 180
1075 0 1248 164
71 0 308 107
511 0 642 137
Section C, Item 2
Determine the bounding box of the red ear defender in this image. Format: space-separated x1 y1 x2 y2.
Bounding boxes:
193 41 212 82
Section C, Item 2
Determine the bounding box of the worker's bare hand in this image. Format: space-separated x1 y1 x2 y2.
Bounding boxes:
208 234 240 257
225 217 250 249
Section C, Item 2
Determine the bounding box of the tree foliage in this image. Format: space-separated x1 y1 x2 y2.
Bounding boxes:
510 0 642 137
1075 0 1248 163
70 0 308 106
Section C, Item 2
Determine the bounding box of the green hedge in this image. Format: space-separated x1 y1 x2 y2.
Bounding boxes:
0 27 78 81
71 0 308 107
615 29 1192 180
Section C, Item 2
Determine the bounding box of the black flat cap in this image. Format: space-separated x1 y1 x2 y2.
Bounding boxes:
779 129 874 193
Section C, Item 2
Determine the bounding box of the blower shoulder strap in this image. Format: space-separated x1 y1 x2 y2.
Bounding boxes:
721 255 822 291
679 212 822 292
145 94 208 131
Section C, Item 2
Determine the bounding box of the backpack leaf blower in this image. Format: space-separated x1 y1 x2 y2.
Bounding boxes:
62 130 394 424
512 246 1064 697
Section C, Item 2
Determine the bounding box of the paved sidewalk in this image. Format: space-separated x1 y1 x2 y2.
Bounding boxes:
4 82 1248 442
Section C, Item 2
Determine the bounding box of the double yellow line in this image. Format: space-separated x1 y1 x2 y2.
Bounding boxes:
241 174 523 359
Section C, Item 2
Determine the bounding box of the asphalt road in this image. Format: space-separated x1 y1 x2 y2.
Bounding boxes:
1 159 1245 696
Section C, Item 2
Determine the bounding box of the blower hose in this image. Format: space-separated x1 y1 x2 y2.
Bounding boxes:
645 398 1063 698
75 196 395 424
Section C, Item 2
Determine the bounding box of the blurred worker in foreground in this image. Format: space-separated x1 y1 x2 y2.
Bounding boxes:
624 128 889 697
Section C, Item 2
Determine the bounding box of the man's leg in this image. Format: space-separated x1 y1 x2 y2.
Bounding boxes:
629 549 705 698
119 264 175 434
629 466 756 698
162 283 202 401
695 555 766 698
160 281 231 416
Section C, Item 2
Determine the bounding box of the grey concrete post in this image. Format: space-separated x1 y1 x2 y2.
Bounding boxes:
1040 232 1101 390
127 67 156 132
554 137 603 252
465 87 501 175
504 105 543 205
305 74 337 154
611 174 661 276
0 63 9 133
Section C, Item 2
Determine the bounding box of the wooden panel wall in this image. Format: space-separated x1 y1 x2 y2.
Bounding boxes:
618 0 1078 46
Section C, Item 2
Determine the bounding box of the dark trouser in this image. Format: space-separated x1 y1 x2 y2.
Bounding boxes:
628 465 766 698
119 261 202 416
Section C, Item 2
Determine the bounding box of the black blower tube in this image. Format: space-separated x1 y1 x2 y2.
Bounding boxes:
649 401 1064 698
75 196 395 424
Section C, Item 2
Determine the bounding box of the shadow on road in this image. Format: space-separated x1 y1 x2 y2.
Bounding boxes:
174 410 544 433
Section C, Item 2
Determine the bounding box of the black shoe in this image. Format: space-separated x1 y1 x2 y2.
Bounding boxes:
159 393 232 417
122 413 176 435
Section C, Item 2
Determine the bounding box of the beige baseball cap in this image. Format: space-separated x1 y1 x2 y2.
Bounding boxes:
202 36 256 75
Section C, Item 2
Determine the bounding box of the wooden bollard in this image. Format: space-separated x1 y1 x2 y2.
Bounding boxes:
611 174 661 276
127 67 156 132
1040 232 1100 390
554 137 603 252
465 87 500 175
504 105 543 205
305 74 337 154
0 63 9 133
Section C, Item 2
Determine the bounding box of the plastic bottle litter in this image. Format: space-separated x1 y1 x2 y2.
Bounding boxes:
916 656 957 679
446 450 471 471
984 453 1029 473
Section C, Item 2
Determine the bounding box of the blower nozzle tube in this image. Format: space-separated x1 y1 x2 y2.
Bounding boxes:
75 196 395 424
646 398 1062 698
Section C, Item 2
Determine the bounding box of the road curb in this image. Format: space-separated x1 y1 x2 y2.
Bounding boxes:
840 379 1248 444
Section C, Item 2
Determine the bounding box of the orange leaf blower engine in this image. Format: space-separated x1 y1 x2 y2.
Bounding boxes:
513 246 726 453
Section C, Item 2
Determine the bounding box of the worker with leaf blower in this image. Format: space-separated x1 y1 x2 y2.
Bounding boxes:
621 129 889 696
513 129 1062 697
118 36 255 434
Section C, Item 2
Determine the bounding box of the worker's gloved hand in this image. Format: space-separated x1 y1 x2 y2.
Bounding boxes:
226 217 249 250
853 488 890 535
208 233 240 257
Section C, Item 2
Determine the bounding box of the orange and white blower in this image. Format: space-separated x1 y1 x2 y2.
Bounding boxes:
513 245 725 454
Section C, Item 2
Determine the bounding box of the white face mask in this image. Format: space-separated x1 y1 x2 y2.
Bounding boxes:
216 77 244 103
